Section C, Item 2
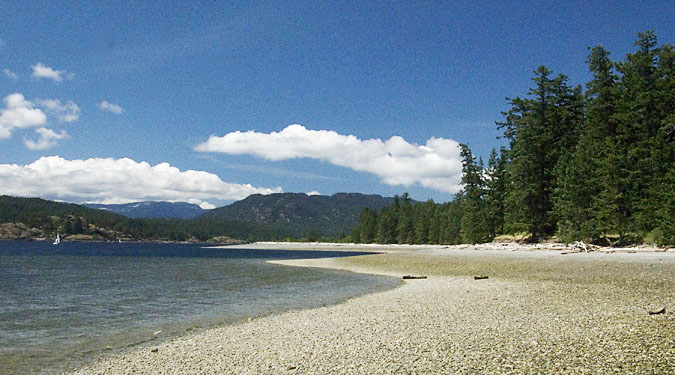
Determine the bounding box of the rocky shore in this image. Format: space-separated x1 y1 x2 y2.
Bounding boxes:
67 243 674 374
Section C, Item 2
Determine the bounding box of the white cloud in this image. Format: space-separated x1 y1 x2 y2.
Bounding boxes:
3 68 18 80
24 128 69 150
195 125 464 193
306 191 321 196
0 93 47 138
0 156 282 207
36 99 80 122
192 200 216 209
98 100 124 114
31 62 73 82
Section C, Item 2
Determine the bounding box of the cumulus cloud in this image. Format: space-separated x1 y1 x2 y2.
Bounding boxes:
0 93 47 138
0 156 282 207
31 62 73 82
3 68 18 80
36 99 80 122
98 100 124 114
24 128 69 150
195 125 464 193
193 200 216 210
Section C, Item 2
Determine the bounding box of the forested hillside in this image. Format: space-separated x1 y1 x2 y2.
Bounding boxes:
0 195 216 242
85 201 206 219
0 193 396 242
353 32 673 246
201 193 394 239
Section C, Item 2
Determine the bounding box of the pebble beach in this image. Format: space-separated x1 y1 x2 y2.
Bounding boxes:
68 243 674 374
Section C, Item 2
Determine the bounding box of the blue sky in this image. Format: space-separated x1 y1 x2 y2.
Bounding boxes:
1 1 673 208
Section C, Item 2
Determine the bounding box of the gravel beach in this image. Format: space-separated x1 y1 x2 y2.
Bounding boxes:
68 243 674 374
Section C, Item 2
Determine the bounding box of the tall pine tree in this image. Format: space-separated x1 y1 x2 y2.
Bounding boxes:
555 45 617 243
458 144 490 243
498 66 583 240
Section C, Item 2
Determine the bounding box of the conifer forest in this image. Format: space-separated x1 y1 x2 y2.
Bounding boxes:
352 32 674 246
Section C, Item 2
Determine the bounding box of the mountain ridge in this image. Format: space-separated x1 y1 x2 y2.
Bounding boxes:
200 192 395 237
0 193 397 241
85 201 206 219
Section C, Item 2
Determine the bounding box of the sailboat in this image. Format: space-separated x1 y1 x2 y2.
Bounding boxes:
53 233 61 245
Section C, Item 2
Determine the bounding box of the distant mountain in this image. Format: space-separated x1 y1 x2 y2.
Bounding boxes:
86 201 207 219
0 195 239 243
200 192 395 238
0 193 398 242
0 195 132 241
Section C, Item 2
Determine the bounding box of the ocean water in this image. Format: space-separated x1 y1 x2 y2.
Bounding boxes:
0 240 398 374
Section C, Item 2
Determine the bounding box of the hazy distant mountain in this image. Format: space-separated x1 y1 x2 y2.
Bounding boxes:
200 192 395 237
86 201 207 219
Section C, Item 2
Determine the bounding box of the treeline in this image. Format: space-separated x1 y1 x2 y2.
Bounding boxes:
0 195 290 242
353 32 674 246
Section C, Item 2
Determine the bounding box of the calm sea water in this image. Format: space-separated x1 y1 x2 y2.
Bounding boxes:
0 240 398 374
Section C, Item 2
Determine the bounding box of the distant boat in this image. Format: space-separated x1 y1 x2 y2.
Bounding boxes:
118 238 122 243
53 233 61 245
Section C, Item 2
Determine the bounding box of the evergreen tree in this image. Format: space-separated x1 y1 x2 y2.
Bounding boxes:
614 31 660 234
395 193 414 244
349 31 673 247
414 200 435 244
458 144 490 244
555 45 616 242
443 199 463 244
484 147 507 238
355 208 378 243
72 215 84 235
498 66 583 240
653 43 675 244
427 205 443 244
376 208 397 244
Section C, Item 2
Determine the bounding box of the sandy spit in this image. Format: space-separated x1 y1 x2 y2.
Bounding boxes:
67 243 674 374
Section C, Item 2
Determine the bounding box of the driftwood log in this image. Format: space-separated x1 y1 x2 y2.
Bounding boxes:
561 241 597 254
474 275 489 280
402 275 427 280
648 307 666 315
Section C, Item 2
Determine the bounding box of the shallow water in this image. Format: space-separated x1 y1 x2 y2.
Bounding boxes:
0 240 398 374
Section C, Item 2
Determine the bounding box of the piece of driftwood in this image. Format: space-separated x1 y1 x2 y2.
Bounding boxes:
474 275 489 280
573 241 591 253
648 307 666 315
561 241 599 254
402 275 427 280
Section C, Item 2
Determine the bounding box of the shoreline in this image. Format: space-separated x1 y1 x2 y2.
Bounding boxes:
215 240 674 253
69 243 674 374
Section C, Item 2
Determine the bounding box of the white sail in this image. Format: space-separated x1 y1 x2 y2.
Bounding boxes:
53 233 61 245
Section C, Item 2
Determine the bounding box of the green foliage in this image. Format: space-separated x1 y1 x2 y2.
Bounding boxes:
555 31 673 245
498 66 584 240
484 148 507 237
458 144 491 244
0 193 394 243
353 31 673 247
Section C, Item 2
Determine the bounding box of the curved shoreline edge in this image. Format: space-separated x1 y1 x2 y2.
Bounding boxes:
68 243 674 374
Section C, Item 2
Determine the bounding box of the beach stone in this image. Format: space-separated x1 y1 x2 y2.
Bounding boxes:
66 245 674 375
